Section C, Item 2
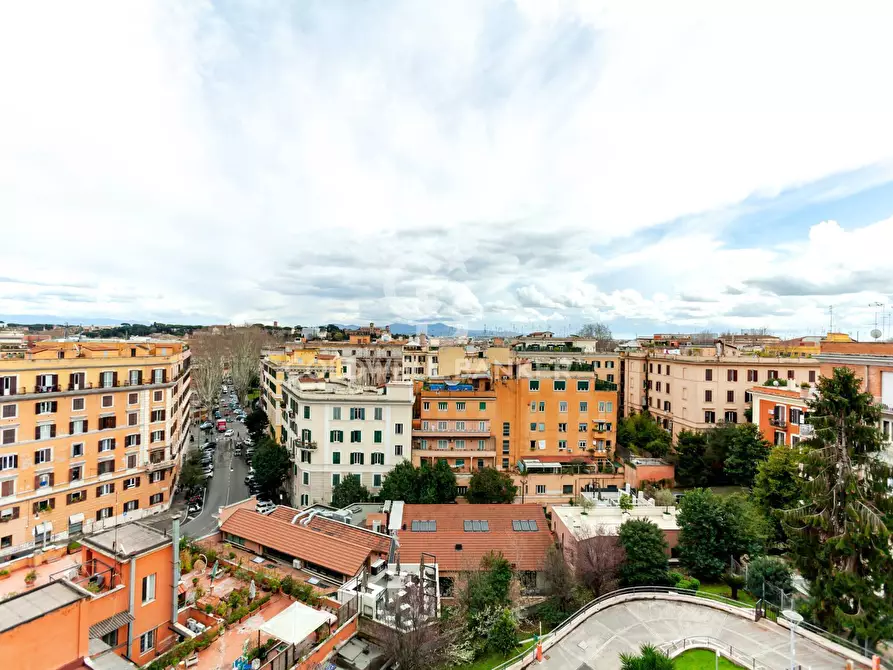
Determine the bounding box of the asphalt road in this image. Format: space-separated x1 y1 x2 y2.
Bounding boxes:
181 411 253 539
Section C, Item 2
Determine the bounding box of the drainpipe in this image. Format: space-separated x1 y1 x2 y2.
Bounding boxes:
171 520 181 626
127 558 136 655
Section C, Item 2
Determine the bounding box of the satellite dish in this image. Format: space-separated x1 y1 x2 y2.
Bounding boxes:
871 328 882 340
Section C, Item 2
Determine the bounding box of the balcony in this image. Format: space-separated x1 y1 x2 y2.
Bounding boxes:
769 418 787 428
592 423 612 434
415 425 490 437
293 438 317 450
799 424 814 437
594 379 618 391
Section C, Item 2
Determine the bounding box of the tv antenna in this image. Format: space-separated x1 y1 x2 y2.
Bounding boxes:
869 302 885 340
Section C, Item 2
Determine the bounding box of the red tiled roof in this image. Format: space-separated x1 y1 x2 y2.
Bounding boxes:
221 508 378 577
397 504 553 573
268 507 390 554
751 385 801 399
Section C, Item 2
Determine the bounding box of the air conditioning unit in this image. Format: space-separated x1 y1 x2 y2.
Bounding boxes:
292 559 303 570
0 509 12 521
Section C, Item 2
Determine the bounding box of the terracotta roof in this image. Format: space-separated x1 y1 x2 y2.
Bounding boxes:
751 386 801 399
396 504 553 573
221 508 378 577
268 507 390 554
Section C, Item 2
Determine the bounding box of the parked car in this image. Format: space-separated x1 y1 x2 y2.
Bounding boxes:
234 447 242 456
201 441 216 449
244 474 255 485
199 421 213 430
203 468 214 478
224 429 234 437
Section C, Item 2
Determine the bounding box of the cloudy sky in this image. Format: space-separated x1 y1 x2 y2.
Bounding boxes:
2 0 893 338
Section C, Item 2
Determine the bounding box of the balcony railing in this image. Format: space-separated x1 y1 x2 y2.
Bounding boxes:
0 371 187 397
769 418 787 428
293 438 317 450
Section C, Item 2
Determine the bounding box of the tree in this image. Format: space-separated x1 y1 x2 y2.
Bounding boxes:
179 449 206 490
752 445 803 548
744 556 792 601
724 423 771 487
467 468 516 504
383 580 454 670
576 323 613 350
673 430 709 487
677 490 768 580
619 644 674 670
618 412 671 458
189 331 227 420
457 552 514 615
784 368 893 645
251 438 291 501
704 422 737 483
489 608 519 656
618 493 634 512
331 474 369 508
576 529 625 597
617 519 669 587
245 409 269 443
229 327 273 405
542 544 579 611
653 489 675 512
380 460 456 504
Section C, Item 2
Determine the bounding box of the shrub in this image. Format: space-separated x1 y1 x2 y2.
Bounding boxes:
745 556 793 598
181 550 194 573
280 575 295 596
668 571 684 585
24 570 37 583
67 540 82 552
204 603 214 614
215 602 227 617
268 577 281 592
228 552 236 560
227 606 249 624
675 578 699 591
0 569 9 577
489 608 519 656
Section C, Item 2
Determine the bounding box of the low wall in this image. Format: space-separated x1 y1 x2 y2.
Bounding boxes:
0 545 68 572
295 616 358 670
356 616 392 647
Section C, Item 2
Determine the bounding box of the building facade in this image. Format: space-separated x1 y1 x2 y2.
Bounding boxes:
622 346 818 438
281 379 414 506
751 386 811 447
0 340 191 559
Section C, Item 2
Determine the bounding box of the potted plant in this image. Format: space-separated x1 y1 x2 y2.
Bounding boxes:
0 569 10 581
67 540 82 555
24 569 37 587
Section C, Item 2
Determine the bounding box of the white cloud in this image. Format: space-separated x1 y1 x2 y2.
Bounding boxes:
1 0 893 334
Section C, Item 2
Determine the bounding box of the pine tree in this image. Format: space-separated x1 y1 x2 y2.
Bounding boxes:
784 367 893 646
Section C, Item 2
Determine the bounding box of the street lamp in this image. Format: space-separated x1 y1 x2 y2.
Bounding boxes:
782 609 803 670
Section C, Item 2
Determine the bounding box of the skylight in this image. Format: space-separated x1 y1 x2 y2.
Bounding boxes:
411 520 436 532
512 519 539 532
463 520 490 532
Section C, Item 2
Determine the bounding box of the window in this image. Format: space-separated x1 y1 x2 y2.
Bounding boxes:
141 574 156 604
302 471 309 485
512 519 539 532
126 392 138 405
747 369 758 382
151 430 164 443
127 453 138 469
99 416 116 430
123 500 139 513
574 380 590 393
149 470 164 483
0 454 17 471
98 460 115 475
350 452 364 465
99 438 116 452
454 421 465 432
350 430 362 443
727 369 738 382
35 424 56 440
576 422 586 432
373 430 382 443
125 434 140 448
153 390 163 402
371 452 384 465
36 400 57 415
555 401 567 414
530 484 544 495
395 422 404 435
726 390 735 403
557 440 567 451
655 381 662 392
422 402 430 412
332 406 342 420
410 520 436 532
808 370 816 383
100 371 115 388
124 477 139 490
96 507 113 520
349 407 366 420
67 489 85 504
151 409 165 422
150 493 163 505
0 404 15 419
705 369 713 381
329 430 344 443
373 473 382 487
787 369 795 380
724 411 738 423
332 473 341 488
768 369 779 380
705 390 713 402
437 402 447 411
1 481 15 497
97 483 115 497
437 439 448 449
140 629 156 655
502 422 510 436
704 411 716 423
395 444 403 456
332 452 341 464
553 380 566 391
34 448 52 464
578 439 587 449
529 379 540 391
455 439 466 449
558 423 567 433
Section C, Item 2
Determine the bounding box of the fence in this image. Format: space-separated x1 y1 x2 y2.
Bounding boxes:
729 556 807 614
660 636 770 670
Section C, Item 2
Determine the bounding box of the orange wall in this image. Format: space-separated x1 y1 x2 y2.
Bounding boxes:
295 617 358 670
0 599 90 670
125 546 175 661
625 463 676 488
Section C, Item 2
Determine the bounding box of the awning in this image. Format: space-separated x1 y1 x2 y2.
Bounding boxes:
33 521 53 535
260 602 336 645
89 611 134 639
70 513 85 524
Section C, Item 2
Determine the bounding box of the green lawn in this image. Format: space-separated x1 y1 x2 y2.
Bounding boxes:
451 640 537 670
697 583 757 607
674 649 744 669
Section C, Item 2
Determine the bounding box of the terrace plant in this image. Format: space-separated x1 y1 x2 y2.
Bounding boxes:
24 570 37 584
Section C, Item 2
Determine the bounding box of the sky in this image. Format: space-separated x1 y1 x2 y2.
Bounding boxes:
2 0 893 339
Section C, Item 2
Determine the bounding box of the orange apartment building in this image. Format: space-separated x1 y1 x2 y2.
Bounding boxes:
0 521 177 670
751 386 811 447
0 340 191 561
412 361 620 503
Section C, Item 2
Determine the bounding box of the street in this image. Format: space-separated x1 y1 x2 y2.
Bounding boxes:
181 416 253 538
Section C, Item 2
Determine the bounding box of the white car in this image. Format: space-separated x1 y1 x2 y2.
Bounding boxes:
224 429 234 437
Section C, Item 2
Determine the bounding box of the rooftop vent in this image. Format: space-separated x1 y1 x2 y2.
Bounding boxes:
455 543 463 551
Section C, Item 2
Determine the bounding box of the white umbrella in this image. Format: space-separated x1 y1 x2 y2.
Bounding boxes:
249 579 256 601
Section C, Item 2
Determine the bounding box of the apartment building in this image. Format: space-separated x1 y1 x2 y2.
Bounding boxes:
818 341 893 451
0 340 191 559
280 342 404 386
261 349 343 443
402 339 439 379
622 345 818 439
752 386 811 447
0 521 176 670
281 379 414 507
412 378 497 487
437 345 511 377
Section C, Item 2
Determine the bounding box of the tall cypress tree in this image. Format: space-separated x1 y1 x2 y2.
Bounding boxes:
784 367 893 646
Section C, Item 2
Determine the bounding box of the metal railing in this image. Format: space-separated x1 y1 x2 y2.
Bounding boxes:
660 636 770 669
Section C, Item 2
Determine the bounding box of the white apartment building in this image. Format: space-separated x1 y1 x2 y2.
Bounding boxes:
281 379 414 507
402 339 439 379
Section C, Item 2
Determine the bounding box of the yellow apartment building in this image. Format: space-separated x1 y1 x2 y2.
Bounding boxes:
261 348 343 443
0 340 191 560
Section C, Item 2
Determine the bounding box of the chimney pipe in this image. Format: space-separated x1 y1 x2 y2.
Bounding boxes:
171 519 181 626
